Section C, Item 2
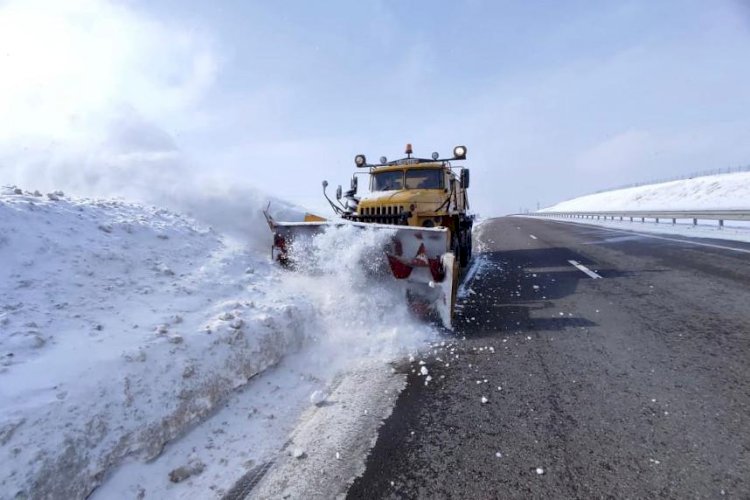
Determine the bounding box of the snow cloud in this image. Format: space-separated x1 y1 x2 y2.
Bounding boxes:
0 0 217 197
0 0 305 247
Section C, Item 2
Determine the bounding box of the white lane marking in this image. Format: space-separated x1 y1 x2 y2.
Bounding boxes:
568 260 603 279
529 234 538 240
545 219 750 255
582 235 643 245
457 256 485 298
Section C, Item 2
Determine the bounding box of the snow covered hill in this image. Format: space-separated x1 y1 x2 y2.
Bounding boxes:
0 187 433 498
541 171 750 212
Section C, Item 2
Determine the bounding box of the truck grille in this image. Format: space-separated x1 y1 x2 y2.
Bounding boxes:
360 205 405 216
343 206 411 225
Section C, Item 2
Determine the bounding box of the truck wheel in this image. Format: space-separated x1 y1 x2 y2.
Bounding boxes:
459 232 470 267
451 235 462 267
459 246 469 267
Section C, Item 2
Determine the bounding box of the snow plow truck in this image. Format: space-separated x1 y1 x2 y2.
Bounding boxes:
264 144 474 329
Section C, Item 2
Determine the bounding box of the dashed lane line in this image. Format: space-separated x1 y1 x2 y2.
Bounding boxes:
568 260 603 279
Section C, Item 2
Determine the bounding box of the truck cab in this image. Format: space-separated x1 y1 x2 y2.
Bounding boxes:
333 145 474 266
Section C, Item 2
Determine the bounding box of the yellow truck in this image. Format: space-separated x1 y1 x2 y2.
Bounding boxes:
265 144 474 329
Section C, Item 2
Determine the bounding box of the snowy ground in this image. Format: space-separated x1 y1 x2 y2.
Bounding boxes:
537 172 750 243
0 187 436 499
542 171 750 212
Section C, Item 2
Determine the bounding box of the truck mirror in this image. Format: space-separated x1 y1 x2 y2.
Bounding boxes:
322 180 328 189
336 185 342 200
460 169 470 189
351 176 358 192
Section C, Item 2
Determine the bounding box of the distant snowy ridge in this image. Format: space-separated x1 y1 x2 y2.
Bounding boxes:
541 171 750 212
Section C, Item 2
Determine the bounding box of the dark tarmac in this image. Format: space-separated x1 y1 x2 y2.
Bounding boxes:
348 217 750 499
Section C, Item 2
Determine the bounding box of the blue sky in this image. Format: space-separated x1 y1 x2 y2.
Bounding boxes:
1 0 749 215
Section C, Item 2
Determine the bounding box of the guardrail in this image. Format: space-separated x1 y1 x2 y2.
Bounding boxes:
532 210 750 229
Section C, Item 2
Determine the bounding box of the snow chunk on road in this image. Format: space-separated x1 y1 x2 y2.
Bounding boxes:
310 390 328 406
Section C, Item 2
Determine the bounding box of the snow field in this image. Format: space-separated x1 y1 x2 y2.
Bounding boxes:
537 172 750 243
542 171 750 212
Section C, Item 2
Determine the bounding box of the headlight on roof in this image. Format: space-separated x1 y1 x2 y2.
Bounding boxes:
453 145 467 159
355 154 367 167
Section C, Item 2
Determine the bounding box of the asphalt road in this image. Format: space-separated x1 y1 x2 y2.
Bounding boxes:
348 216 750 499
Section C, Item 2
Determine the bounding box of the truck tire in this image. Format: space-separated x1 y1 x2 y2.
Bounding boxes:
459 230 470 267
451 234 463 268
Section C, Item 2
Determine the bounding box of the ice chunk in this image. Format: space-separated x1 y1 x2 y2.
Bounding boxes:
310 390 327 406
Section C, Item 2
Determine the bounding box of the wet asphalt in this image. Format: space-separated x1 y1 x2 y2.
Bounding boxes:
347 216 750 499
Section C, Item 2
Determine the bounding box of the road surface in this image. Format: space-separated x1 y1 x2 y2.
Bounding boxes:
348 216 750 499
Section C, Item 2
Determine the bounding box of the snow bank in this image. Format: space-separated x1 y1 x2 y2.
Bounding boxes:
542 171 750 212
0 189 313 498
0 187 434 499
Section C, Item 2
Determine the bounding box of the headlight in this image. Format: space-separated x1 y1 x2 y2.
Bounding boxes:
453 145 467 159
379 156 387 164
355 154 367 167
431 152 439 160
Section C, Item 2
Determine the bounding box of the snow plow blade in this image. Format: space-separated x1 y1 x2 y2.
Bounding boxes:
264 211 458 329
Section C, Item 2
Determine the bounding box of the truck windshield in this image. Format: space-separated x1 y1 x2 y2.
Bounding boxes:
371 171 404 191
405 169 443 189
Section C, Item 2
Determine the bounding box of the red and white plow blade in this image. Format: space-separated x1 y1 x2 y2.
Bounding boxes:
264 215 458 329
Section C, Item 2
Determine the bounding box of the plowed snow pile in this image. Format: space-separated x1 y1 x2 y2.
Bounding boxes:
0 188 434 499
